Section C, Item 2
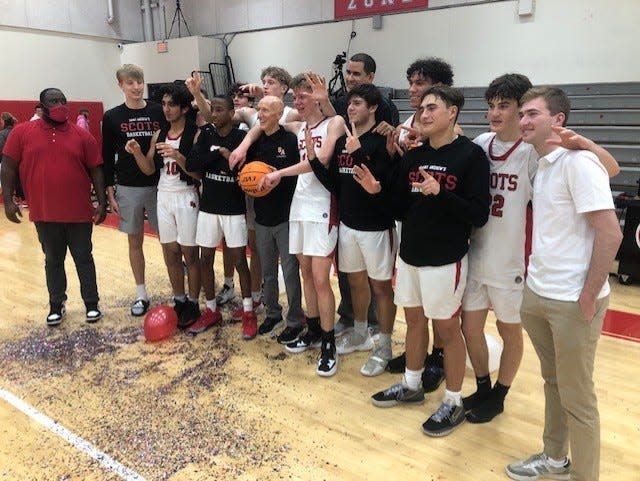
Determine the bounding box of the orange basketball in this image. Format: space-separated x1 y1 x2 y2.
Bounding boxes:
239 161 276 198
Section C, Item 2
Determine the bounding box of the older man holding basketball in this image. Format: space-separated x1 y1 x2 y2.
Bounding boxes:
239 96 304 340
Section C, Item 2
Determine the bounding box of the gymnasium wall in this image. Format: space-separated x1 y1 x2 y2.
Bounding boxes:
226 0 640 88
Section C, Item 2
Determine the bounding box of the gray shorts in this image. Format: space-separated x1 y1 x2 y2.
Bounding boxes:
116 184 158 234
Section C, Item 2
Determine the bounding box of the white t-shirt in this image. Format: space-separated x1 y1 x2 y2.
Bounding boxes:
467 132 537 288
289 117 333 223
527 147 614 301
157 135 191 192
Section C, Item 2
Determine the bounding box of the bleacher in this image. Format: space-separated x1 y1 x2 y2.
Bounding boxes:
393 82 640 196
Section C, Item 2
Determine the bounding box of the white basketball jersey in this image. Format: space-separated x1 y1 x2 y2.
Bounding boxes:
248 105 293 128
467 132 538 288
289 117 333 223
398 114 415 143
157 135 191 192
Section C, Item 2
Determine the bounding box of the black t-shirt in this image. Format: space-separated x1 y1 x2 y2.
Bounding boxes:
310 127 394 231
394 135 490 267
185 125 246 215
247 127 299 226
102 102 165 187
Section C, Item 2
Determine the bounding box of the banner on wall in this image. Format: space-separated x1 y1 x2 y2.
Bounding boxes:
334 0 428 20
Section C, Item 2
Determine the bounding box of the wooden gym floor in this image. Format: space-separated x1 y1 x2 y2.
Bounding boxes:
0 213 638 481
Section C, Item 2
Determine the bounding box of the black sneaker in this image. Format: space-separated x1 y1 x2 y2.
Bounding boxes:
276 326 304 344
285 329 322 353
86 307 103 323
371 382 425 408
466 395 504 424
258 316 285 336
421 400 465 437
178 299 200 329
47 302 66 326
386 351 406 373
462 388 492 413
316 341 338 377
173 298 186 319
422 351 445 392
130 298 150 317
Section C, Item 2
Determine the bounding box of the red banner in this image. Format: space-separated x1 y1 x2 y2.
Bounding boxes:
334 0 428 19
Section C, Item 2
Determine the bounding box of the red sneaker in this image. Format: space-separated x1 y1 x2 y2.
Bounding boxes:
188 307 222 334
242 311 258 340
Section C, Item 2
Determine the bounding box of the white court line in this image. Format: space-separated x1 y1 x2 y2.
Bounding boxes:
0 388 147 481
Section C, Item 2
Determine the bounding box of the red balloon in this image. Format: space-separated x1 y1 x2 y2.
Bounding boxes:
143 305 178 342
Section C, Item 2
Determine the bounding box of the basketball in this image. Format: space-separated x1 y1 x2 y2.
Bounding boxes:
143 305 178 342
239 161 276 198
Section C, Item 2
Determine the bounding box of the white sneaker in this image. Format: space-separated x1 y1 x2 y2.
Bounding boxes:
336 330 374 355
215 284 236 305
360 345 391 377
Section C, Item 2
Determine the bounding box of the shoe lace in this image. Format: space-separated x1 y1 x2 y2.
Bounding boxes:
382 383 406 397
431 401 455 423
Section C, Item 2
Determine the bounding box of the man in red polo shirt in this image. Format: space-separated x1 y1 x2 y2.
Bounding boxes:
1 88 106 326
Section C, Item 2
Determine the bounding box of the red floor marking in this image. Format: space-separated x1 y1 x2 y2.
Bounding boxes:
602 309 640 343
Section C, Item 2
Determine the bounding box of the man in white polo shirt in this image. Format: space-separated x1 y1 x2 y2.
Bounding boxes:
505 87 622 481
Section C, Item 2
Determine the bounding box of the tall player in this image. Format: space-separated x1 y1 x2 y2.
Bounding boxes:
102 64 165 317
125 84 201 328
461 74 621 424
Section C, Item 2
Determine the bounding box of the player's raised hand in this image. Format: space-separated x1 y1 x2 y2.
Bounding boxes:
125 139 141 154
344 122 361 154
412 167 440 196
185 72 203 96
373 121 395 137
385 129 403 157
399 124 421 150
303 72 329 103
242 83 263 98
353 164 381 194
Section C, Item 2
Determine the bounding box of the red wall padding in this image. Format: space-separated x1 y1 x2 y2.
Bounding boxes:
0 100 104 149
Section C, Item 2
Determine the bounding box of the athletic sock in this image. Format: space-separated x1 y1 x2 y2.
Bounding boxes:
444 389 463 406
492 381 510 402
377 332 392 350
136 284 148 300
403 368 423 391
463 374 492 411
242 297 253 312
354 320 368 338
545 455 569 468
174 294 187 303
206 299 216 311
476 374 492 394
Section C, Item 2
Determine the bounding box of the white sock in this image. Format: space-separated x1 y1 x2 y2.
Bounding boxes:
354 320 368 337
444 389 463 406
224 277 234 288
377 332 392 349
242 297 253 312
545 454 568 467
174 294 187 302
403 368 423 391
206 299 216 311
252 290 262 302
136 284 148 300
187 296 198 304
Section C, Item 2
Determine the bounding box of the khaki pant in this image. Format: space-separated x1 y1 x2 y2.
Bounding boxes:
521 285 608 481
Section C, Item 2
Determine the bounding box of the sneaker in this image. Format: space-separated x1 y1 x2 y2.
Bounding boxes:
178 299 200 329
422 352 445 392
334 317 354 337
85 307 103 323
285 329 322 353
173 298 186 319
47 302 66 326
258 316 285 336
421 399 465 437
253 297 265 314
505 453 571 481
276 325 304 344
386 351 406 373
317 341 338 377
336 330 374 355
371 382 425 408
188 307 222 334
130 298 150 317
360 345 392 377
466 396 505 424
462 388 492 414
242 311 258 340
215 284 236 305
231 301 265 321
